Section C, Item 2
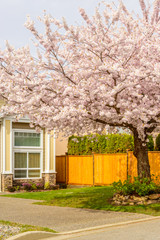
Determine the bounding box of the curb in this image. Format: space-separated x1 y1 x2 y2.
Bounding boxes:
55 215 160 235
7 216 160 240
7 231 59 240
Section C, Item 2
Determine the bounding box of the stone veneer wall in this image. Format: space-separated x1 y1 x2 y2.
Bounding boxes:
1 174 13 192
13 173 56 187
42 173 56 185
2 173 56 191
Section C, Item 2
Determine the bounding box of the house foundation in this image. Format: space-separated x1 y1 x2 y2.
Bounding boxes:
42 173 56 186
1 173 57 192
1 174 13 192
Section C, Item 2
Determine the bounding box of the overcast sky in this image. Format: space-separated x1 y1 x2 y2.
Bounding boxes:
0 0 154 54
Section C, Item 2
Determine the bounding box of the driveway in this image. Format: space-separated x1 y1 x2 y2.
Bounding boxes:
0 197 155 232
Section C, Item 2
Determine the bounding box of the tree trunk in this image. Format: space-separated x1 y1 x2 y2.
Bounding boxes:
133 130 151 179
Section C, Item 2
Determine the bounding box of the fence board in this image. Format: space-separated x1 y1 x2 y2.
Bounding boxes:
56 156 66 183
67 155 93 185
94 154 127 185
149 152 160 183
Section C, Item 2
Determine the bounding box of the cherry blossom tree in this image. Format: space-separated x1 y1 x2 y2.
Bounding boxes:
0 0 160 178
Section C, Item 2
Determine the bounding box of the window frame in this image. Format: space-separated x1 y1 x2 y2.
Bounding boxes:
13 129 43 149
13 129 43 180
13 149 42 179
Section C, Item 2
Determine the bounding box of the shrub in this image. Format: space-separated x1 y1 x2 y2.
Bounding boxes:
133 177 157 196
112 178 134 196
44 182 50 190
156 134 160 151
36 183 44 190
49 185 59 190
68 134 134 155
112 176 160 196
22 183 32 191
59 183 67 189
31 183 37 190
15 186 20 191
44 182 59 190
147 135 154 151
7 186 15 192
68 134 154 155
15 182 22 187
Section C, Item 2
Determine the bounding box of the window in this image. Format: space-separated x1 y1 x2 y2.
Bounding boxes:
13 130 42 179
14 132 41 147
14 152 41 178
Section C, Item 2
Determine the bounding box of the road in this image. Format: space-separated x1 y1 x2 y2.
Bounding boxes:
66 218 160 240
44 218 160 240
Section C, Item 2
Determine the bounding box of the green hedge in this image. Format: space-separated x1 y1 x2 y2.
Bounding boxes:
68 134 154 155
156 134 160 151
147 135 154 151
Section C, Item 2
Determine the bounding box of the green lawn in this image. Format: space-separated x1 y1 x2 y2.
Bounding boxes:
2 186 160 216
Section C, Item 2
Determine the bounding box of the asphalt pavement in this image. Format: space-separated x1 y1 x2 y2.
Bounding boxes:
0 197 152 232
1 196 159 240
55 218 160 240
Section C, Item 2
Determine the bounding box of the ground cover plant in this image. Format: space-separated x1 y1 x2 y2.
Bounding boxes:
3 186 160 216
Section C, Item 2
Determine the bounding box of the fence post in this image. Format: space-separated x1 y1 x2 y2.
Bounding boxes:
126 149 129 180
65 152 68 184
92 152 95 186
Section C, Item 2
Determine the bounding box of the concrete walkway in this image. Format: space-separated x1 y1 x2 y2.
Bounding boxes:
0 196 153 232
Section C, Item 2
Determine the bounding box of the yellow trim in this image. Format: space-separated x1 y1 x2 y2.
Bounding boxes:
1 123 3 173
0 123 1 191
5 120 11 172
50 131 54 171
12 122 31 129
43 129 45 172
45 131 48 171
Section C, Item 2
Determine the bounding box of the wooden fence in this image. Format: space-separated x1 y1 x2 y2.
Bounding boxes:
56 152 160 185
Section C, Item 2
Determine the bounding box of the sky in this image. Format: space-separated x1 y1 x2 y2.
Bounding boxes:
0 0 154 54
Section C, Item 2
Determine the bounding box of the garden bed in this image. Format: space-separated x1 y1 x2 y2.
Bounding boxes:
7 182 60 193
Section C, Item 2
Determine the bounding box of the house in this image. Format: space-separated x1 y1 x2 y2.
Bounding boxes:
55 132 68 156
0 115 56 192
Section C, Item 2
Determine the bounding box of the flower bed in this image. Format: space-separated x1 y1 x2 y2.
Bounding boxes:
112 176 160 206
7 182 59 192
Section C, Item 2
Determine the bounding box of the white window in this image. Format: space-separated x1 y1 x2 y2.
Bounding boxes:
14 152 41 178
13 130 43 179
14 132 41 148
